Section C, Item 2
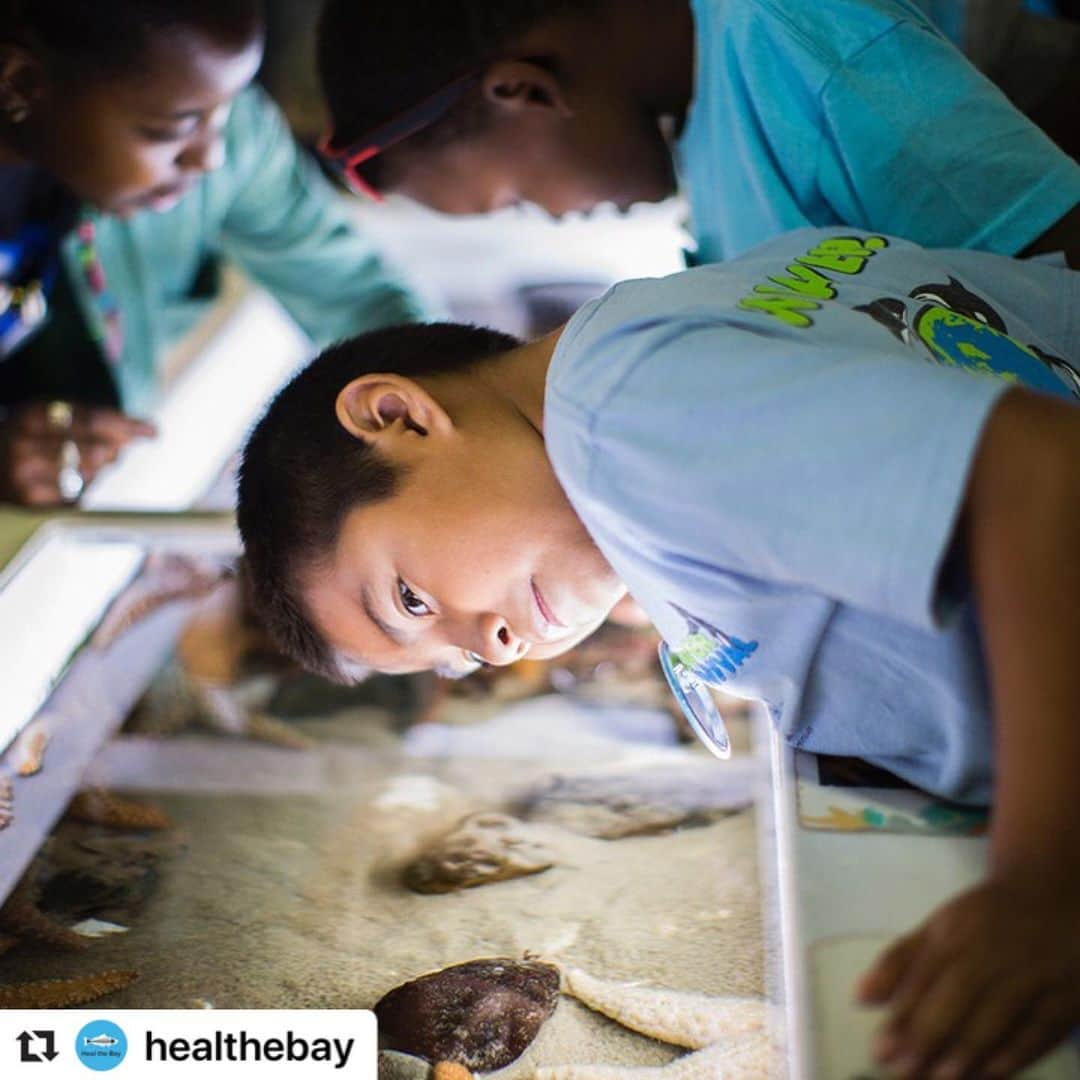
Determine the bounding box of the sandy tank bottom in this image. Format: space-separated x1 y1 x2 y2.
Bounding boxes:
1 669 775 1076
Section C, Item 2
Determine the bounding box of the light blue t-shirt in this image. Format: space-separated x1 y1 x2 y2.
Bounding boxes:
545 228 1080 803
676 0 1080 263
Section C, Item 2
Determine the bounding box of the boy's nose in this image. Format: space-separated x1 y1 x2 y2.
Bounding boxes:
475 613 527 666
177 132 226 175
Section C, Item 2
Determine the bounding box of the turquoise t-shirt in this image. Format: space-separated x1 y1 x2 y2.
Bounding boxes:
545 228 1079 803
676 0 1080 263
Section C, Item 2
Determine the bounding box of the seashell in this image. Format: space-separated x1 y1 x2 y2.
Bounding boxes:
70 918 129 938
375 957 560 1070
39 829 182 919
515 760 754 840
402 812 554 894
0 969 137 1008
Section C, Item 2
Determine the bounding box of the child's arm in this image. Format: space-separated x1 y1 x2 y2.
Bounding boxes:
219 87 429 342
858 388 1080 1077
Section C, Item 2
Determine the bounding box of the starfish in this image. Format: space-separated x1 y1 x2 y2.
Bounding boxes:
0 969 137 1008
534 967 773 1079
89 552 311 751
0 716 54 831
128 659 315 750
65 788 172 831
9 718 50 777
194 681 316 750
0 870 88 951
91 552 233 651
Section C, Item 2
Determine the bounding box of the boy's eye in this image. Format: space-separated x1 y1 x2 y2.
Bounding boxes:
139 128 187 143
138 120 199 143
398 578 432 617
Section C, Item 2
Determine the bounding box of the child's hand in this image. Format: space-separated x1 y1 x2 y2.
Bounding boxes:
0 401 156 505
857 873 1080 1078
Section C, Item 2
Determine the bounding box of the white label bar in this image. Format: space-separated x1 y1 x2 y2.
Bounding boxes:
0 1010 376 1078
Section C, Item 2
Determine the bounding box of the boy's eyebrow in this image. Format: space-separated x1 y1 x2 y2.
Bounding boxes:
360 584 408 649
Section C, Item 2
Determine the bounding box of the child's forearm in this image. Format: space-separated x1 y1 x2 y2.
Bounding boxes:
965 388 1080 881
861 387 1080 1080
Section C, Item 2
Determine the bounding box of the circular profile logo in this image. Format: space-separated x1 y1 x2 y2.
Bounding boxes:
76 1020 127 1071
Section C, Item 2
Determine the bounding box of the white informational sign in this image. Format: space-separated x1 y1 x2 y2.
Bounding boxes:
82 289 310 512
0 532 144 755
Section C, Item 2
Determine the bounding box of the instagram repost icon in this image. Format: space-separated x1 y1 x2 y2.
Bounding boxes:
76 1020 127 1071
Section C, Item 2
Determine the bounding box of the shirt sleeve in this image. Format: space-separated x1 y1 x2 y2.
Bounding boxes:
568 318 1009 630
815 18 1080 254
217 87 428 344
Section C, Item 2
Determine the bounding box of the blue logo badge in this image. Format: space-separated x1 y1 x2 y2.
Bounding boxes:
76 1020 127 1071
660 605 760 760
660 641 733 759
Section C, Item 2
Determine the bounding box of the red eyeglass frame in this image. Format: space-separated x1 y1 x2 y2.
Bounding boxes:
318 72 480 202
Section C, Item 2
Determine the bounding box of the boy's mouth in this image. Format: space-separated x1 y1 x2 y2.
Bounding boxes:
131 180 196 214
531 578 566 635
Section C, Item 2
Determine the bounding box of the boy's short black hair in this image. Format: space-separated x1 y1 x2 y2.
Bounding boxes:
237 321 521 682
6 0 264 81
317 0 598 193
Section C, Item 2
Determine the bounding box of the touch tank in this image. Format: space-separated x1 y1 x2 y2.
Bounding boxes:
0 517 778 1077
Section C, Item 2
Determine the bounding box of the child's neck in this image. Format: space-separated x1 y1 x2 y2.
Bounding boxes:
470 328 563 439
0 128 31 167
621 0 696 123
516 0 694 125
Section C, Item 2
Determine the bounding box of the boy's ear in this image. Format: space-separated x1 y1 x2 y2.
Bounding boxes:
335 375 452 446
481 59 573 119
0 47 47 121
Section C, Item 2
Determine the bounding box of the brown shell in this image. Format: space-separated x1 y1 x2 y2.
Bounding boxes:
402 813 554 895
374 957 560 1071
